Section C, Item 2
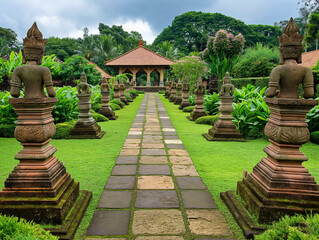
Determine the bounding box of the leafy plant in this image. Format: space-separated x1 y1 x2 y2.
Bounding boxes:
0 91 17 124
183 106 195 112
41 54 61 80
306 99 319 132
109 73 133 85
195 115 219 125
203 92 220 115
0 50 23 82
189 94 195 106
310 131 319 144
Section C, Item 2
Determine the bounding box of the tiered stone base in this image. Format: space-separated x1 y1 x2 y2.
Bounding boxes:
203 120 244 141
179 100 190 110
174 97 182 105
99 107 118 120
120 96 129 105
187 110 207 121
69 120 105 139
169 94 176 102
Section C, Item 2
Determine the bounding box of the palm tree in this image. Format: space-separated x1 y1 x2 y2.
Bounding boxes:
156 41 182 60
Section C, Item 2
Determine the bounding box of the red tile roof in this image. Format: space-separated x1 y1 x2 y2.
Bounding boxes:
88 60 113 79
301 49 319 69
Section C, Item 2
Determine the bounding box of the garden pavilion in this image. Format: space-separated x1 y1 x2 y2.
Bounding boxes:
105 39 174 86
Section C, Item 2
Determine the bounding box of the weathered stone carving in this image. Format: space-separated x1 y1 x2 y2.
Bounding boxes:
208 73 218 94
69 72 105 139
179 81 191 110
164 78 171 98
120 80 129 105
174 79 183 105
113 80 120 101
99 77 118 120
187 80 207 121
203 72 243 141
2 22 92 239
169 79 176 102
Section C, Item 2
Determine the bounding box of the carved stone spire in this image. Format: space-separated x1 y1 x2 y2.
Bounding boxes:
279 18 303 45
23 22 46 50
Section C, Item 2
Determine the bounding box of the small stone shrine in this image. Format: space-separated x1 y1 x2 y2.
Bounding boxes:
120 80 129 105
221 18 319 238
187 80 207 121
113 80 120 101
2 22 92 239
164 78 171 98
174 79 183 105
99 77 118 120
203 72 243 141
179 80 191 110
69 72 105 139
208 73 219 94
169 79 176 102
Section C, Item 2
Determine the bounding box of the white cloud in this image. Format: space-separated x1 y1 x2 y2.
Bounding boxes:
114 19 157 44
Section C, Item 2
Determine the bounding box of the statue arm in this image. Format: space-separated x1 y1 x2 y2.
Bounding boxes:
10 69 21 98
230 85 235 96
265 67 280 97
302 68 314 99
219 86 225 96
43 69 56 97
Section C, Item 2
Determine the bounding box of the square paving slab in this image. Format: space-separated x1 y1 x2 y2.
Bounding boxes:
170 156 193 165
136 237 184 240
166 144 185 149
105 176 135 190
116 156 138 164
135 190 179 208
181 190 217 208
140 156 168 164
142 149 166 156
168 149 189 156
139 165 171 175
142 143 165 148
172 165 199 176
137 176 174 189
86 210 131 236
111 165 137 175
97 191 133 208
176 177 207 190
119 148 140 156
132 210 185 234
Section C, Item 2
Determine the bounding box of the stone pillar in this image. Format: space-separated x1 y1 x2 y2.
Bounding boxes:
145 67 152 86
99 78 118 120
174 79 183 105
113 81 120 101
159 68 164 86
169 80 176 102
120 80 129 105
164 78 170 98
179 82 191 110
187 82 207 121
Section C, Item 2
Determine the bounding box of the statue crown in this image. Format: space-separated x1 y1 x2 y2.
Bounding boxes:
278 18 303 45
23 22 47 50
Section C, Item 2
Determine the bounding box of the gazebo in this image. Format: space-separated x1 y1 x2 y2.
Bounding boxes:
105 40 174 87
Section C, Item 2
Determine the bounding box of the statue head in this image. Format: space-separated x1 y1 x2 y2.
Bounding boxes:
278 18 303 64
80 71 87 83
101 77 107 84
223 72 231 84
22 22 47 65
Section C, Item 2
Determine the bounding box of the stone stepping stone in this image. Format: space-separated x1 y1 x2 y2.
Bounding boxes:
164 139 183 144
132 210 186 234
170 156 193 165
116 156 138 164
164 135 180 139
119 148 140 156
142 149 166 156
166 144 185 149
137 176 174 189
180 190 217 208
135 190 179 208
139 165 171 175
163 128 176 132
104 176 135 190
97 191 133 208
142 143 165 149
176 177 207 190
86 210 131 236
172 165 199 176
136 237 184 240
168 149 189 156
140 156 168 164
111 165 137 175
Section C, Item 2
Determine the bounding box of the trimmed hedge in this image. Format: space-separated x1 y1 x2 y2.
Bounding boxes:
0 214 58 240
110 103 121 111
218 77 269 91
92 113 109 122
52 123 74 139
110 99 124 108
0 124 16 138
195 115 219 125
183 106 195 112
91 103 102 112
310 131 319 144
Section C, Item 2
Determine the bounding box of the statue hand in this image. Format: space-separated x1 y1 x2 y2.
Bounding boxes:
265 87 277 97
47 87 56 97
10 87 20 98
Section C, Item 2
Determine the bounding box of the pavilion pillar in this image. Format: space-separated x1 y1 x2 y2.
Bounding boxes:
119 67 125 75
130 67 139 86
159 67 164 86
144 67 152 86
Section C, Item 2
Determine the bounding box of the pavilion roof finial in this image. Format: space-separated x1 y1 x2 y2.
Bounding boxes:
139 38 143 46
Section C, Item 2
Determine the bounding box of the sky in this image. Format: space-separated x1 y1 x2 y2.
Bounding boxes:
0 0 301 45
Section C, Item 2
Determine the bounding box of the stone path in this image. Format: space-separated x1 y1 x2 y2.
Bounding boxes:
85 93 235 240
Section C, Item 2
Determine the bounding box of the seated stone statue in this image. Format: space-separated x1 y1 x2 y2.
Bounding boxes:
100 77 110 92
10 22 55 98
265 18 314 99
219 72 235 97
77 71 91 94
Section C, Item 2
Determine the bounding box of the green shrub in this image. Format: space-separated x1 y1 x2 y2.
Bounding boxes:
110 99 124 108
255 214 319 240
310 131 319 144
158 91 165 94
195 115 219 125
110 103 121 111
183 106 195 112
92 113 109 122
0 91 17 124
125 92 133 102
189 94 195 106
130 90 138 97
0 124 16 138
307 101 319 133
52 123 74 139
136 90 145 94
217 77 269 91
0 214 58 240
91 103 102 112
203 93 220 115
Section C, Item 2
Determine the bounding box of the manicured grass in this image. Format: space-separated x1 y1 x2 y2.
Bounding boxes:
159 94 319 239
0 94 144 240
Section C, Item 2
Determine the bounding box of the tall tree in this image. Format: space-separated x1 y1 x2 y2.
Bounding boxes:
156 41 183 60
0 27 18 49
306 12 319 49
45 37 79 61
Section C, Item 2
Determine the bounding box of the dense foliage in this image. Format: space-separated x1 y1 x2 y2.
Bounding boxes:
0 91 17 124
203 92 220 115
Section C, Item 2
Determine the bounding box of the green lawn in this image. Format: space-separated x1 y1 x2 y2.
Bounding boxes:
159 94 319 239
0 94 144 240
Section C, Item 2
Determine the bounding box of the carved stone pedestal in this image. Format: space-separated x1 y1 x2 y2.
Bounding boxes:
0 98 92 239
69 94 105 139
113 82 120 101
222 98 319 236
203 96 243 141
174 80 183 105
164 80 171 98
169 81 176 102
179 83 191 110
99 90 118 120
187 83 207 121
120 82 129 105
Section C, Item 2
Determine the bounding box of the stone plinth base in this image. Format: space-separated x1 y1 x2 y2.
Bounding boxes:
179 101 190 110
120 96 129 105
203 119 244 141
187 110 207 121
69 120 105 139
169 94 176 102
174 97 182 105
99 107 118 120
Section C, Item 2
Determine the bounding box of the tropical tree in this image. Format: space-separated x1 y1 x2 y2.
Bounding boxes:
306 12 319 49
156 41 183 60
45 37 79 61
0 37 10 56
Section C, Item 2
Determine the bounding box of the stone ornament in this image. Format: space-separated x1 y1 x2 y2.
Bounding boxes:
2 22 92 238
113 80 121 101
222 18 319 233
169 79 177 102
179 81 191 110
174 79 183 105
208 73 218 95
164 78 171 98
77 71 91 94
120 80 129 105
99 77 118 120
203 72 243 141
187 80 207 121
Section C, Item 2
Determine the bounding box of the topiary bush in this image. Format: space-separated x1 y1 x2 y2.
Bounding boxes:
307 102 319 133
92 113 109 122
195 115 219 125
183 106 195 112
110 103 121 111
0 214 58 240
310 131 319 144
110 99 124 108
255 214 319 240
0 124 16 138
52 123 74 139
189 94 195 106
203 93 220 115
91 103 102 112
158 91 165 94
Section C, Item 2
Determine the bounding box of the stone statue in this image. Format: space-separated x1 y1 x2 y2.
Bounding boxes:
187 80 207 121
77 71 91 94
174 79 183 105
113 80 120 101
10 22 56 99
208 73 218 94
99 77 117 120
219 72 235 97
265 18 314 99
100 77 110 92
